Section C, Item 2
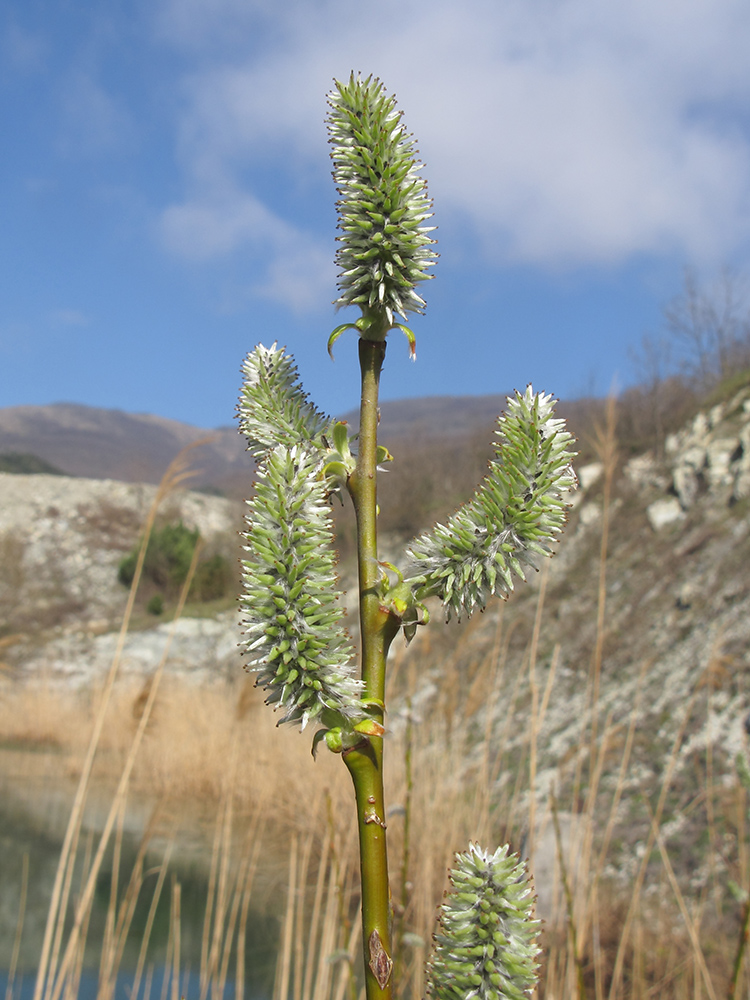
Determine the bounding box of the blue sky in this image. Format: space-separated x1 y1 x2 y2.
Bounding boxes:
2 0 750 428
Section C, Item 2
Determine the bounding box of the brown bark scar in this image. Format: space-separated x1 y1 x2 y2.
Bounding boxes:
368 929 393 989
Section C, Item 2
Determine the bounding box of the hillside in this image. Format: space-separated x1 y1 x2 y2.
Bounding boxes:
2 380 749 773
2 378 750 993
0 403 254 495
0 395 606 501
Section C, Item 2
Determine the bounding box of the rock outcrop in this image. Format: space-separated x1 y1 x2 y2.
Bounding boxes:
0 473 242 681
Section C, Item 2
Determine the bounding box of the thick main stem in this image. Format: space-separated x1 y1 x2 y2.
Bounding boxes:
345 337 398 1000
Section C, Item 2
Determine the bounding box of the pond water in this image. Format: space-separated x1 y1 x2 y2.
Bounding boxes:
0 750 281 1000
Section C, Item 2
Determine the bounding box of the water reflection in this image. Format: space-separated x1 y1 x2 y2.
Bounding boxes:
1 968 267 1000
0 757 279 1000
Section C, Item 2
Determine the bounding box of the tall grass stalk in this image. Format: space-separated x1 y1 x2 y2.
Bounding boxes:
48 538 202 1000
33 445 202 1000
5 852 28 1000
130 839 175 1000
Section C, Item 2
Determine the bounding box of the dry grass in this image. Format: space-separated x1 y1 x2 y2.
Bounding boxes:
4 624 750 1000
4 417 750 1000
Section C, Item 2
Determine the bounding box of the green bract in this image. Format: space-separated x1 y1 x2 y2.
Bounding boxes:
425 844 540 1000
238 343 331 461
327 72 437 337
240 443 360 729
406 387 577 621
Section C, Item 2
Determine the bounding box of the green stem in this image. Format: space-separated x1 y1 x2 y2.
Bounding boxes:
345 337 399 1000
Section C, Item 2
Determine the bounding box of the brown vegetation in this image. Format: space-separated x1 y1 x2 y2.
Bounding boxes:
5 352 750 999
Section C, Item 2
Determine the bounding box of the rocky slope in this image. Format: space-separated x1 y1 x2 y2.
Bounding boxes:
429 376 750 887
2 381 750 884
0 473 243 685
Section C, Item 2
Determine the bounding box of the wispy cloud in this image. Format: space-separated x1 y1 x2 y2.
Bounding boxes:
49 308 90 328
58 71 135 157
1 20 47 74
159 189 334 311
155 0 750 274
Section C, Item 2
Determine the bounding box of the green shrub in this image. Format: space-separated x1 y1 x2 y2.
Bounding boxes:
0 452 65 475
118 521 230 603
191 553 231 602
146 594 164 615
118 521 199 592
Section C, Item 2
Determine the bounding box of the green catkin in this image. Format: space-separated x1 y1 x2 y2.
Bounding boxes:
239 444 360 729
426 844 540 1000
406 386 577 620
327 73 437 328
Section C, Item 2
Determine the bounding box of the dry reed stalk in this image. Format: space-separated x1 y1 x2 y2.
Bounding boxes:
63 832 94 1000
112 818 158 970
633 916 644 1000
5 851 28 1000
488 627 528 790
144 963 155 1000
45 536 203 1000
200 789 224 991
160 899 174 1000
294 808 324 1000
45 787 85 1000
99 808 165 999
171 877 182 1000
215 814 265 1000
565 393 617 883
608 682 702 1000
474 608 513 844
235 846 254 1000
551 792 587 1000
311 858 347 1000
647 802 716 1000
571 712 615 953
590 662 646 896
538 662 642 1000
200 733 240 1000
332 916 361 1000
32 443 204 1000
98 797 127 1000
230 805 268 1000
130 839 175 1000
588 393 618 751
303 830 331 1000
591 888 604 1000
527 561 550 862
525 639 562 899
504 710 531 847
276 834 299 1000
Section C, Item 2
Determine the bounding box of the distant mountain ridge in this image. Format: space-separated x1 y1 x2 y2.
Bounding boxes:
0 395 528 496
0 403 252 495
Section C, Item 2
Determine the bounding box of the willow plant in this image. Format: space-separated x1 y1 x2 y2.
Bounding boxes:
238 73 577 1000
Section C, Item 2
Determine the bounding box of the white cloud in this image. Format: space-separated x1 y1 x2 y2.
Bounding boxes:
159 189 334 311
49 308 90 328
58 71 135 157
2 21 46 74
154 0 750 277
161 192 283 259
